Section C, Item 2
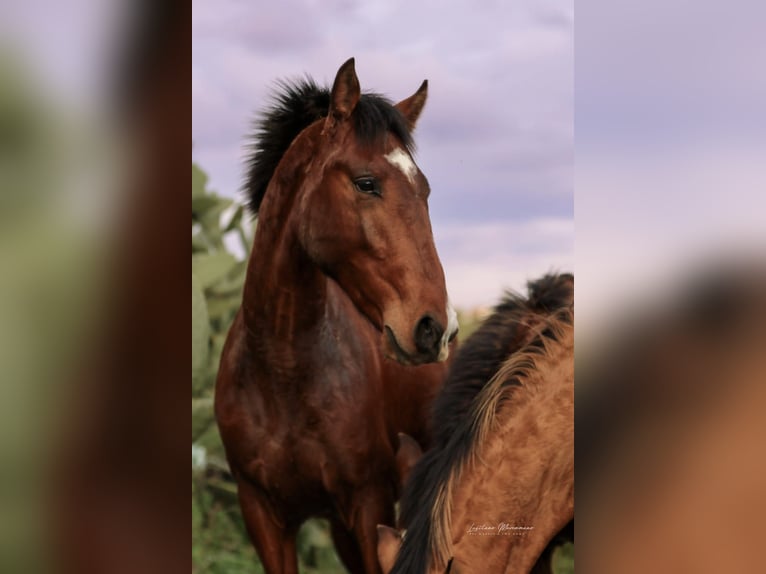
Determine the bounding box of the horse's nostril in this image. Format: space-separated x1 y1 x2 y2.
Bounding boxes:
415 316 444 355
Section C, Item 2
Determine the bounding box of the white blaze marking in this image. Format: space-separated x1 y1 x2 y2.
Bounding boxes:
438 299 460 362
384 148 418 184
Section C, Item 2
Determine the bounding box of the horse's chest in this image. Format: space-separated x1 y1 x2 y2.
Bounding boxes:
245 408 381 508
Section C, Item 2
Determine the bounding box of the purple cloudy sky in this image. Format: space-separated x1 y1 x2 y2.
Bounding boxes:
574 0 766 336
193 0 574 308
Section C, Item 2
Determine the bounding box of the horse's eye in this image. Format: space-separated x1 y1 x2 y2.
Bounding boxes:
353 177 380 196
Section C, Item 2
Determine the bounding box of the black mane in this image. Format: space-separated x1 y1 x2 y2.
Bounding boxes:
244 77 414 215
392 273 574 574
431 273 574 448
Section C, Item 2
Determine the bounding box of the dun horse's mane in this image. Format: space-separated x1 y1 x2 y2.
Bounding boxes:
244 77 414 215
393 273 573 574
429 309 573 569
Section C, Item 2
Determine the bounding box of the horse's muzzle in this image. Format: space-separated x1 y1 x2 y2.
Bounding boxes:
414 315 445 357
384 323 444 366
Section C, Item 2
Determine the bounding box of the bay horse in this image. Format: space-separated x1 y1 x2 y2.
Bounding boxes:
378 274 574 573
215 58 458 574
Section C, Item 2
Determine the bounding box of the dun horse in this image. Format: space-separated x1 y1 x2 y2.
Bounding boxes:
577 265 766 573
378 274 574 573
215 58 458 574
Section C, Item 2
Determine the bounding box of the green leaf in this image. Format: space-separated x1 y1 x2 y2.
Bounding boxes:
225 205 244 232
208 261 247 297
196 422 227 459
192 163 208 199
197 197 234 250
206 295 241 322
192 231 210 254
199 197 233 226
192 273 210 389
193 252 237 289
192 194 220 217
192 396 216 442
299 520 332 549
552 542 574 574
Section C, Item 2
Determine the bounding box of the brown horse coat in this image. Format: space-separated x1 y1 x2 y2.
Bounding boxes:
215 58 457 574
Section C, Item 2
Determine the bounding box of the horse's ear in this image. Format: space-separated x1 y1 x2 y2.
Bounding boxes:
376 524 402 573
395 79 428 131
396 432 423 489
324 57 360 134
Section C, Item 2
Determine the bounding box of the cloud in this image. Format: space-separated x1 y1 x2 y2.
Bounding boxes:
576 0 766 149
576 143 766 337
193 0 574 304
435 218 574 307
193 0 323 50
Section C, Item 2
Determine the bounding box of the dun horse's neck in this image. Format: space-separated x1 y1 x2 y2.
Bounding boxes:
451 346 574 572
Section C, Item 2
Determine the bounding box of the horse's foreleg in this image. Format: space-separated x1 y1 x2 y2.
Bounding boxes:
350 485 396 574
330 519 365 573
237 478 298 574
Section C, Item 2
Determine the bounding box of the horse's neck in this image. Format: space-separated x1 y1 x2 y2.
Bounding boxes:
451 375 574 572
242 215 328 345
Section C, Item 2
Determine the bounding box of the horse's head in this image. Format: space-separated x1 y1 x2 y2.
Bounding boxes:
297 58 457 365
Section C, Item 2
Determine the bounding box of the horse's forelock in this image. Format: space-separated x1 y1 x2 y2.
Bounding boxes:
244 78 414 217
